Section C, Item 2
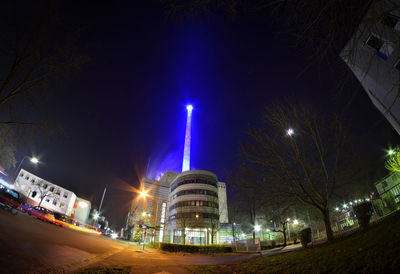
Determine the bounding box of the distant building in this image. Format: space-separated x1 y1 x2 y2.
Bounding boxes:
71 197 91 224
375 172 400 204
131 169 229 245
341 1 400 134
14 169 91 223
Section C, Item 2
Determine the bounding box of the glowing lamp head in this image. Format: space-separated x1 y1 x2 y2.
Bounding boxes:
254 225 261 232
186 105 193 111
140 190 148 198
293 219 299 225
93 212 100 220
78 201 88 208
286 128 294 136
30 157 39 164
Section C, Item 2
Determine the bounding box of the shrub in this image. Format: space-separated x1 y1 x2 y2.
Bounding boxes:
354 201 373 231
299 228 311 248
160 243 232 253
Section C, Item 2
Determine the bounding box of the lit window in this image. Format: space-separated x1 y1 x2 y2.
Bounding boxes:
60 203 65 209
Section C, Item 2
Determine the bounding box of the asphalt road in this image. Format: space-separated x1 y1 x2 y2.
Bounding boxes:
0 210 300 273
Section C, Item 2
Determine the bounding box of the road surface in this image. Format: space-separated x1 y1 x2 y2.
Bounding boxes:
0 210 300 273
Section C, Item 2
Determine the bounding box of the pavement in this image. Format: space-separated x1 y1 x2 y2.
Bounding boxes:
0 210 301 273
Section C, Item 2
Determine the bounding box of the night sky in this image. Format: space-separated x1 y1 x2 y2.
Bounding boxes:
13 1 398 228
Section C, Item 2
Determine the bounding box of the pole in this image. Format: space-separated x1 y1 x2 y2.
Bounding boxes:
99 187 107 212
287 222 291 242
13 156 29 182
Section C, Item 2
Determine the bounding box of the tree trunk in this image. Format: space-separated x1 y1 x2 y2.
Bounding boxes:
322 208 334 241
283 230 287 246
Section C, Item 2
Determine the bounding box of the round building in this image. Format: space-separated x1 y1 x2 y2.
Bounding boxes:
167 170 220 244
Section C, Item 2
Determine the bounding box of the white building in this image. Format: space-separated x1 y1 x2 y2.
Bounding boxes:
132 169 229 245
14 169 91 223
341 0 400 133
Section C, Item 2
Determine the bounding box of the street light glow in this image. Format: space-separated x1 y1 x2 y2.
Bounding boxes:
93 212 100 220
142 211 147 217
335 207 340 211
140 190 148 198
293 219 299 225
255 225 261 232
186 104 193 111
286 128 294 136
30 157 39 164
286 218 291 222
387 149 396 156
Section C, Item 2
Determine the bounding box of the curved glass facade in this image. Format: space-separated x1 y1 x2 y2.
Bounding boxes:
170 176 217 192
169 200 219 211
172 189 218 199
169 212 219 221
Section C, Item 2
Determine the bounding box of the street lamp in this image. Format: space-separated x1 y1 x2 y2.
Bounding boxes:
140 190 148 198
293 219 299 225
13 156 39 181
93 212 100 220
387 149 396 156
255 225 261 232
286 128 294 136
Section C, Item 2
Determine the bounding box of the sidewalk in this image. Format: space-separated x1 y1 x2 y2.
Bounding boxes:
261 243 302 256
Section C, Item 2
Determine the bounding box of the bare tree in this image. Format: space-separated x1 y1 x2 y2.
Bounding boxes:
240 101 358 241
0 126 16 169
208 216 219 244
30 180 58 207
228 167 268 242
0 2 88 127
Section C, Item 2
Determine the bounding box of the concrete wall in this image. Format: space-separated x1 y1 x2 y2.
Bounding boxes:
341 0 400 134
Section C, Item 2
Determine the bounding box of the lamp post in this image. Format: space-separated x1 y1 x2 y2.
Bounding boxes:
13 156 39 182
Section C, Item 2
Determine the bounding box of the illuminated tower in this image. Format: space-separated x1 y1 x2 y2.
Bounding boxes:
182 105 193 172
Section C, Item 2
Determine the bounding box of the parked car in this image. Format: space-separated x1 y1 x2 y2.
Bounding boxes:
20 202 34 213
0 187 22 214
28 206 56 223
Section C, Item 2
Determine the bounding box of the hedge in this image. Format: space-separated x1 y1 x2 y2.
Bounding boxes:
160 243 233 253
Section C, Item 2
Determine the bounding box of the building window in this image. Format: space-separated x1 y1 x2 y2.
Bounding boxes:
381 15 399 29
366 35 383 51
49 186 54 192
43 184 48 189
53 199 57 206
45 198 50 203
60 203 65 209
19 173 24 177
395 59 400 71
63 193 68 199
382 181 388 188
55 189 61 195
30 179 35 184
31 191 37 198
25 176 30 180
